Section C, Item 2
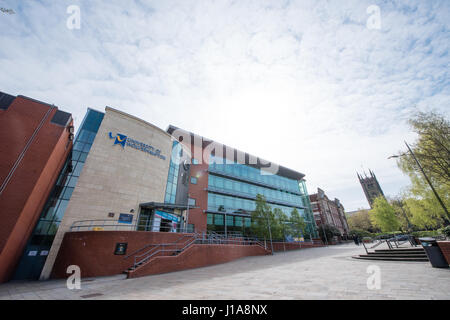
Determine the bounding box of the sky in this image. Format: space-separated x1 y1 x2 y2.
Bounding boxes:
1 0 449 211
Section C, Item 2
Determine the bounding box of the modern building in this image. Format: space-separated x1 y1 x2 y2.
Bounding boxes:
309 188 349 240
0 91 73 283
39 107 192 280
1 101 319 282
357 170 385 208
167 126 318 239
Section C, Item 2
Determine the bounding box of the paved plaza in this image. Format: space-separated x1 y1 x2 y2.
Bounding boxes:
0 243 449 300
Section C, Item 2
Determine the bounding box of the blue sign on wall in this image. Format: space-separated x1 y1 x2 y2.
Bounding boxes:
155 210 180 222
108 132 166 160
118 213 133 224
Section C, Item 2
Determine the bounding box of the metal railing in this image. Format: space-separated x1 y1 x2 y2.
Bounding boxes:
128 231 270 271
69 219 195 233
132 233 200 267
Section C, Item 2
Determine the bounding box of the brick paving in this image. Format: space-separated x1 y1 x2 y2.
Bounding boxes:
0 243 449 300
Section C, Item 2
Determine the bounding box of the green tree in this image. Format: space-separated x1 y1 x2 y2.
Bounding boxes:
273 208 288 240
250 194 274 239
318 224 341 243
396 111 450 224
369 196 401 232
347 209 375 232
390 196 414 232
289 208 306 239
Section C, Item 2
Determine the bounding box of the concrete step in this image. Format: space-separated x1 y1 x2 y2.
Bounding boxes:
374 248 424 253
366 254 428 258
353 255 429 262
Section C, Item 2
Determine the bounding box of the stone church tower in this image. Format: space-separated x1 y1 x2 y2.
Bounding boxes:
357 170 385 208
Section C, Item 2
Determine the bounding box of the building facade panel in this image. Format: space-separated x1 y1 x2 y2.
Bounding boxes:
40 107 174 279
169 126 319 239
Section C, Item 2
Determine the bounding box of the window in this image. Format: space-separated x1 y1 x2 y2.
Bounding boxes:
188 198 196 206
214 214 224 225
192 158 199 165
190 177 198 184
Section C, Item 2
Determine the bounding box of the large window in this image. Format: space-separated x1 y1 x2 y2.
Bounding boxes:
208 175 304 208
13 108 105 280
164 141 182 204
208 154 301 194
206 213 253 235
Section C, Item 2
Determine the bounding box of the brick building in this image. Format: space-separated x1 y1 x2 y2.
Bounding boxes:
0 91 73 283
309 188 349 240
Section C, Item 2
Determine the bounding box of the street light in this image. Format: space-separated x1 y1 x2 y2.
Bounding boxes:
388 141 449 218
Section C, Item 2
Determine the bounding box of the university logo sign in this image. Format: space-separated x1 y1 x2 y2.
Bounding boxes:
108 132 166 160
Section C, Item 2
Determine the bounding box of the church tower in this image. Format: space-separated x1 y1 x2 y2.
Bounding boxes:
357 169 385 208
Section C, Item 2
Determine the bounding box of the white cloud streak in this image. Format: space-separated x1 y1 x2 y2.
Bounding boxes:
0 0 449 210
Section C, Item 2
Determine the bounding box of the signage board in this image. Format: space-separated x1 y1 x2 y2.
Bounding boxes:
114 243 128 255
118 213 133 224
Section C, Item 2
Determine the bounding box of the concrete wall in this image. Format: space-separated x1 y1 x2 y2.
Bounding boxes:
0 96 72 283
41 108 173 279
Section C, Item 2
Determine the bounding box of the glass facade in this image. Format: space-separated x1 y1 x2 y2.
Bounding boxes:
12 108 104 280
206 155 318 238
164 141 182 204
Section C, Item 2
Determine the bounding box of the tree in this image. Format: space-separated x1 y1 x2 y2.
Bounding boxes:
369 196 400 232
289 208 306 240
318 224 341 243
396 111 450 224
273 208 288 240
390 196 414 232
347 209 375 232
251 194 274 240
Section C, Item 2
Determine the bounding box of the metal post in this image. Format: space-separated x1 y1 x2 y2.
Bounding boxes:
266 214 273 254
224 212 227 238
185 193 190 233
404 141 449 219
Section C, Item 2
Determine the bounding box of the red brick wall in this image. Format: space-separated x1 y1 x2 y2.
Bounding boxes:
187 158 208 233
51 231 270 279
437 241 450 265
0 97 72 283
271 241 324 252
128 244 270 278
51 231 191 279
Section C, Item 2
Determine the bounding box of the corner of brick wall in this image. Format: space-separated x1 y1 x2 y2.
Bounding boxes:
437 241 450 265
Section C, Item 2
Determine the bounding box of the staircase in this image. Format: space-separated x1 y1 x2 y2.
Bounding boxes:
123 232 269 277
353 247 429 262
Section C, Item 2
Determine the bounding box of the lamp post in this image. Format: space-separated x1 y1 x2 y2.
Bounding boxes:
388 141 449 218
265 213 273 255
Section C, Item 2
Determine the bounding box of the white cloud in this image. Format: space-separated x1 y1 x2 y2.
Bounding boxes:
0 0 449 210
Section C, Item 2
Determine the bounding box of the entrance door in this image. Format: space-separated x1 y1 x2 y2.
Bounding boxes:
160 219 172 232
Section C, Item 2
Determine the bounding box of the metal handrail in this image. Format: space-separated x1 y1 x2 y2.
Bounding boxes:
133 233 199 266
124 233 195 260
70 219 195 233
130 232 270 271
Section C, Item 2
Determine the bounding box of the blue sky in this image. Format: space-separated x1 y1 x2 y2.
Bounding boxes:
1 0 449 211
